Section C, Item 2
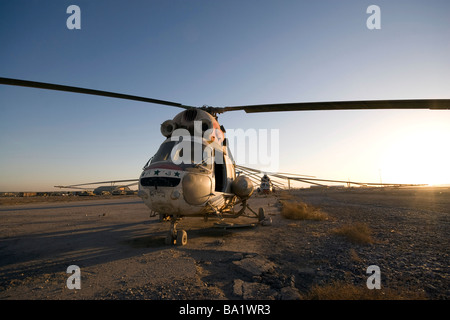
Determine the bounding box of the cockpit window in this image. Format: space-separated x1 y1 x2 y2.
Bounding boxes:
147 139 213 169
151 141 177 163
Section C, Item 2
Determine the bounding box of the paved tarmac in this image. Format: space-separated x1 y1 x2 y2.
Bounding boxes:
0 196 271 299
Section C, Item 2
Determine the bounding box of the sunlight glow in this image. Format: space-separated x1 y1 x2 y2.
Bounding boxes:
379 124 450 186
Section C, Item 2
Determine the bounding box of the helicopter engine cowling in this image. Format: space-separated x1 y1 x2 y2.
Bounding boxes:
231 176 254 199
172 109 219 138
160 119 177 137
194 118 215 141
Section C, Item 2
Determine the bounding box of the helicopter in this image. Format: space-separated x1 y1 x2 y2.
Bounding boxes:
1 77 449 246
256 174 273 194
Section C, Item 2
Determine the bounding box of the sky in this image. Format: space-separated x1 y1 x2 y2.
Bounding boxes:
1 0 449 191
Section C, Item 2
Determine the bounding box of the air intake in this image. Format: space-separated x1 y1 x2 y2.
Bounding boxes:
184 109 198 121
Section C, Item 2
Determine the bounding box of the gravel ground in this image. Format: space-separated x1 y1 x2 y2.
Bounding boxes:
0 188 448 300
284 188 450 299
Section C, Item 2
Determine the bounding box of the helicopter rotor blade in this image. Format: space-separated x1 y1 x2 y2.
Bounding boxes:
218 99 450 113
285 176 426 187
235 164 315 178
0 77 195 109
2 77 449 114
54 179 139 189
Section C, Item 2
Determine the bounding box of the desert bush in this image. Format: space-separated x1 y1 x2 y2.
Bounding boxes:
302 280 427 300
332 222 374 244
280 200 328 221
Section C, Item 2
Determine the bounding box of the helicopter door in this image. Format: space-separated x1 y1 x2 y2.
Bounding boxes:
214 150 226 192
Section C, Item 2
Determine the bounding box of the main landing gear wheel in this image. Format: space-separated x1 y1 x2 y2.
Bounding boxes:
258 208 265 221
165 231 176 245
258 207 272 226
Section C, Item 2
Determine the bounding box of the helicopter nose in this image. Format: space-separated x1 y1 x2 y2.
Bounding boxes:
140 164 183 188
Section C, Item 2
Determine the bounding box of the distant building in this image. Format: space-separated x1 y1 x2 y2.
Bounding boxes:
19 192 37 197
329 185 346 189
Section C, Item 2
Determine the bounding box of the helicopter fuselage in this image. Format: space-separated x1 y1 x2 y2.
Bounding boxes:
137 108 253 220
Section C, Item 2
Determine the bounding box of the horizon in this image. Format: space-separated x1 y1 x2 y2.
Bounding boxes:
3 186 450 194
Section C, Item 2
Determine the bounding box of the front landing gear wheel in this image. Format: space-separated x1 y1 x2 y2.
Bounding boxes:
165 217 188 246
176 230 188 246
165 232 175 245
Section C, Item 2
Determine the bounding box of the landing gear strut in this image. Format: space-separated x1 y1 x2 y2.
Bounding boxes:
165 216 188 246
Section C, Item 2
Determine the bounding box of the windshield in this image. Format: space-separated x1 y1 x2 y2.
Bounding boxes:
147 139 213 169
152 140 177 163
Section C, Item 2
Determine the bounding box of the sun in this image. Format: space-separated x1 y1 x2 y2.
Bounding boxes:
379 124 450 186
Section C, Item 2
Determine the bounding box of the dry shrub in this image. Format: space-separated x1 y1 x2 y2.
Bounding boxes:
280 200 328 221
332 222 374 244
349 248 362 262
277 191 296 201
303 280 427 300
